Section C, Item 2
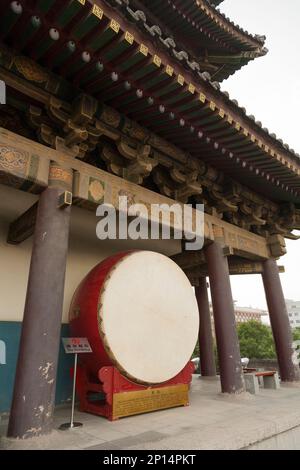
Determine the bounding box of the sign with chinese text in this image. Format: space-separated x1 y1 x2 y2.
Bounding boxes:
62 337 92 354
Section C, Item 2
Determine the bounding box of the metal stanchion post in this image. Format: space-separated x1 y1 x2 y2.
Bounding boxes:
59 353 82 430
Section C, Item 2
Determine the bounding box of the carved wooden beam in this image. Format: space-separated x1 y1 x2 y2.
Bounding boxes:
153 167 202 203
101 144 125 177
185 260 285 281
209 188 239 213
267 234 287 257
7 202 38 245
63 120 88 147
101 142 158 184
171 250 206 269
293 210 300 230
0 127 272 260
284 232 300 240
229 260 285 275
124 154 158 185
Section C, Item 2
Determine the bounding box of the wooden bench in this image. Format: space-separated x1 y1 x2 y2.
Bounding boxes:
255 371 276 377
244 370 280 394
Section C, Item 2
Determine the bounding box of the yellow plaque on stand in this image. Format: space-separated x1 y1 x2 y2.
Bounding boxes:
112 384 189 419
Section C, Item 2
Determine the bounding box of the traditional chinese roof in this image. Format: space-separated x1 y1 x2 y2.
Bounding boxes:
0 0 299 209
135 0 267 81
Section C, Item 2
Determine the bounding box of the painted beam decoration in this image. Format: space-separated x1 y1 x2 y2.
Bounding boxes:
0 126 273 259
0 142 49 193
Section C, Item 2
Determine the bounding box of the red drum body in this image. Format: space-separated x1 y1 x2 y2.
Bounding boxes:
69 250 199 385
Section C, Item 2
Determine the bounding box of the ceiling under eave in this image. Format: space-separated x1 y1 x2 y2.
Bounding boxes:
0 0 299 206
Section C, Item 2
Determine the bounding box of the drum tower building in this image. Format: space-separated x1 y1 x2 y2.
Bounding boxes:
0 0 299 438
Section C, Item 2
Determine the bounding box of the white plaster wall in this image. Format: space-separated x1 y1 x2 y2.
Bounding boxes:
0 185 181 323
0 218 32 322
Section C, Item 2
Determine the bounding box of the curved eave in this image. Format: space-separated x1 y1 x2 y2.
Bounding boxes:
1 0 299 204
140 0 266 53
134 0 267 80
204 52 265 81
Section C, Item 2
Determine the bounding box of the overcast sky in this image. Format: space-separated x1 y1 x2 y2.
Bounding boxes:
216 0 300 310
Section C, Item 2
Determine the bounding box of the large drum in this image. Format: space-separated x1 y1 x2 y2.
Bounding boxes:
69 251 199 385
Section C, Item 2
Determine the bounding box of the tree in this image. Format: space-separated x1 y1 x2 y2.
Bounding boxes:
293 328 300 343
292 328 300 363
192 341 199 359
237 320 276 359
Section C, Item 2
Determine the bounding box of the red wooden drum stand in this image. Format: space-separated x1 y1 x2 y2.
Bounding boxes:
75 363 194 421
69 251 199 420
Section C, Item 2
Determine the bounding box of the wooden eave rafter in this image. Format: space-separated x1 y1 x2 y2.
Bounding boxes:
0 0 299 203
131 0 265 80
141 0 266 52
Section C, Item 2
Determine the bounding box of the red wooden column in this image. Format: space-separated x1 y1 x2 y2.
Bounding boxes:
195 277 216 377
205 241 245 393
262 259 300 382
8 164 73 439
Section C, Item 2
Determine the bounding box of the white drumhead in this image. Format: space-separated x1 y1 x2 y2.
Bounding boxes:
99 251 199 384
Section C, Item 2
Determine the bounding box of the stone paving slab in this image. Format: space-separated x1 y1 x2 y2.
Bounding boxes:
86 431 167 451
1 376 300 450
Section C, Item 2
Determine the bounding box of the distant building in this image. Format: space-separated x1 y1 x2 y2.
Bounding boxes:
209 304 267 327
285 300 300 329
234 306 268 324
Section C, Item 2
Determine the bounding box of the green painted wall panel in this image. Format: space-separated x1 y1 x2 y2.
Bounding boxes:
0 322 73 413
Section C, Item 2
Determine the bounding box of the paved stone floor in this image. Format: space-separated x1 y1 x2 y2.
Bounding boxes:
1 376 300 450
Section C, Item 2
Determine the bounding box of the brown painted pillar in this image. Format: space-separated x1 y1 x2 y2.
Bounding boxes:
8 164 73 439
195 277 216 377
205 241 245 393
262 258 300 382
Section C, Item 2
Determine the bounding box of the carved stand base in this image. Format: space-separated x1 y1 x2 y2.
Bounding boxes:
75 363 194 421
